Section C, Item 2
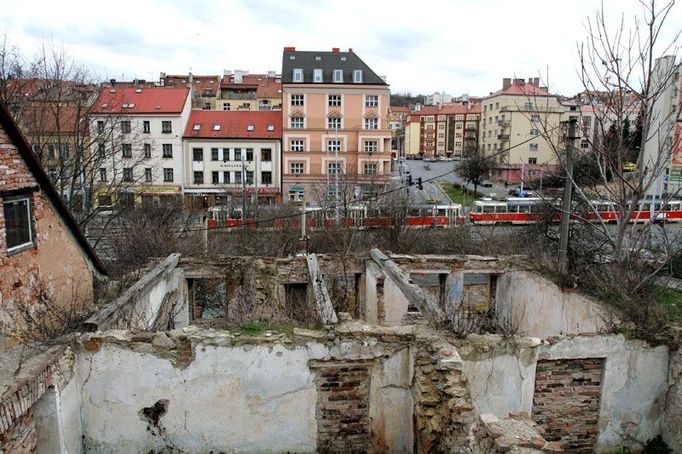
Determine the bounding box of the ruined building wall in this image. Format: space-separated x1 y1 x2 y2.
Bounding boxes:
73 328 414 453
459 334 668 452
495 270 611 337
663 330 682 451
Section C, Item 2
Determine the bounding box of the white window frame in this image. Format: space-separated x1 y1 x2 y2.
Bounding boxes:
328 139 341 152
313 69 323 83
327 162 341 176
293 68 303 83
333 69 343 83
290 162 305 174
365 95 378 107
353 70 363 83
328 117 342 130
291 94 304 106
4 196 34 254
363 163 378 175
290 140 305 152
328 95 342 107
290 116 305 129
364 118 378 130
364 140 378 153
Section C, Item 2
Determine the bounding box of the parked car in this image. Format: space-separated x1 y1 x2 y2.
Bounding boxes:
479 180 494 187
424 157 436 162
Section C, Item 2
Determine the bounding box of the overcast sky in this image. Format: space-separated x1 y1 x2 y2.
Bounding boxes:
2 0 680 97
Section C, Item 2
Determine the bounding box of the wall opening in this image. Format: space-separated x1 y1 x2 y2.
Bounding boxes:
284 282 309 321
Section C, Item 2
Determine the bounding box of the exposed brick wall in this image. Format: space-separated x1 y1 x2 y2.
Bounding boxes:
313 362 371 453
533 358 604 453
0 411 37 454
0 122 94 346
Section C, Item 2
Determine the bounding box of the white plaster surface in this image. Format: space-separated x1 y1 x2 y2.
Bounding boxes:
383 277 410 326
460 335 669 452
495 271 611 337
663 345 682 452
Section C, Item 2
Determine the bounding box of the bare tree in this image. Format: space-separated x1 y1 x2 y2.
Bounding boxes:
455 153 492 195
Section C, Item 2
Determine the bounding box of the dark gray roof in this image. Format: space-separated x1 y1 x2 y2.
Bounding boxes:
281 50 387 85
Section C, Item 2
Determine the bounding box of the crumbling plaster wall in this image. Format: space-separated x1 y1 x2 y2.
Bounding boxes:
458 334 669 452
495 270 611 337
74 327 414 453
662 331 682 452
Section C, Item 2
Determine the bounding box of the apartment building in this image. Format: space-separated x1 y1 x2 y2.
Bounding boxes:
90 87 191 207
403 104 481 159
480 78 564 183
182 110 282 209
281 47 391 203
217 71 282 112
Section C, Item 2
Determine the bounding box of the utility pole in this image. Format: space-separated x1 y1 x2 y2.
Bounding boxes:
558 119 577 273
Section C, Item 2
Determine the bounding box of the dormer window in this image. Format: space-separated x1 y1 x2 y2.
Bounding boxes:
353 70 363 83
247 125 255 131
267 125 275 131
293 68 303 83
213 124 221 131
193 123 201 131
333 69 343 83
313 69 323 83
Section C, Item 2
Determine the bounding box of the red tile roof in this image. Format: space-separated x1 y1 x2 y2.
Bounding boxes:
91 87 190 114
183 111 281 139
407 103 481 118
390 106 410 113
220 74 282 99
164 75 220 97
491 82 552 97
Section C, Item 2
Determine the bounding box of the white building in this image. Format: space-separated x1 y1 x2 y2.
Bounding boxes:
90 87 191 206
182 110 282 208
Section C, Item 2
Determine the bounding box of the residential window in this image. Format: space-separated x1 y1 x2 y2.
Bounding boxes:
455 123 463 130
193 171 204 184
123 167 133 182
143 143 151 159
353 70 363 83
363 163 377 175
293 68 303 83
97 121 104 133
438 133 445 138
161 121 172 133
261 149 272 161
290 140 304 152
529 143 539 151
222 148 230 161
48 144 56 159
313 68 323 83
290 162 304 174
333 69 343 83
97 142 105 157
289 189 304 202
193 148 203 161
328 139 341 152
4 196 33 252
365 95 378 107
426 124 434 130
234 148 241 161
328 117 342 130
528 158 537 164
364 140 378 153
531 114 541 122
291 94 304 106
223 103 230 111
59 144 68 160
122 143 132 158
223 171 230 184
212 171 220 184
328 162 341 175
162 144 172 158
291 116 304 129
364 118 378 130
246 171 254 184
245 149 254 161
328 95 342 107
163 168 174 182
99 168 107 182
234 171 242 184
121 120 131 134
530 129 539 136
495 102 499 109
143 121 150 133
211 148 219 161
145 168 152 182
438 124 445 130
261 171 272 184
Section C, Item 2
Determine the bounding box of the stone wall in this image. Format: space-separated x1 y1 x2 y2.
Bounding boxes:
663 329 682 451
533 358 603 452
0 123 95 346
0 411 37 454
458 334 668 452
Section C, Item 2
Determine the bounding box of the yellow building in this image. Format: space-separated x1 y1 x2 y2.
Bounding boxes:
480 78 566 183
217 71 282 112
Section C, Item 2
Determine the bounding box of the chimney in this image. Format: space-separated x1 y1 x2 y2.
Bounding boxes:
332 47 340 53
348 48 353 53
502 78 512 89
513 78 524 85
283 46 296 52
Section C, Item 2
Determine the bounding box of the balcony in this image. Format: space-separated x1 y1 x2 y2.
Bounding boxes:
498 134 510 141
497 120 510 127
222 92 256 100
465 132 477 139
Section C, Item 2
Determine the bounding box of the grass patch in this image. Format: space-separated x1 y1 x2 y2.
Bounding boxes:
653 286 682 322
438 182 483 206
236 320 300 337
